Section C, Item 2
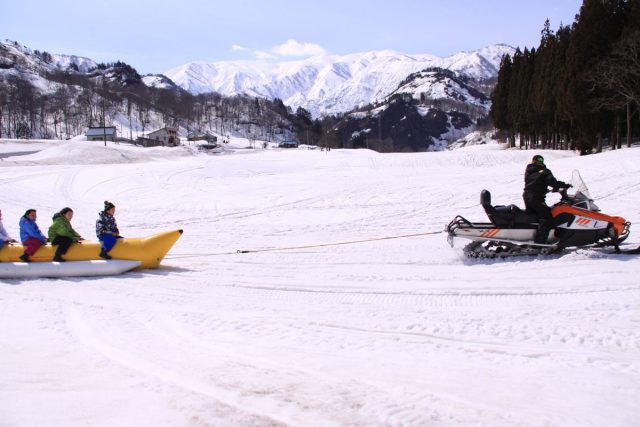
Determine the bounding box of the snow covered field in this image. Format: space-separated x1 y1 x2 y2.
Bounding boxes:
1 139 639 427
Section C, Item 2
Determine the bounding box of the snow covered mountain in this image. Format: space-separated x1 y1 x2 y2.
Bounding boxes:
0 41 97 74
0 40 98 92
165 45 514 116
332 68 491 152
1 40 179 94
141 74 179 90
390 68 490 108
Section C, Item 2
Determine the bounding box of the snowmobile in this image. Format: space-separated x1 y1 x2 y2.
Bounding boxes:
446 170 631 258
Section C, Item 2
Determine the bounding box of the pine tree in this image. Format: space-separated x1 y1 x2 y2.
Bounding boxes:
490 54 513 143
530 20 557 148
559 0 628 152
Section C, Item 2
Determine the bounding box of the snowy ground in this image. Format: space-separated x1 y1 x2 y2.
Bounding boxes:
1 139 639 427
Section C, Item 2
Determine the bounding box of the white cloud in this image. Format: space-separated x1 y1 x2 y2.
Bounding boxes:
253 50 277 60
272 39 326 57
230 39 326 60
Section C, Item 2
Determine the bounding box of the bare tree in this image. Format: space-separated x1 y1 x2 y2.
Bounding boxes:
0 76 6 138
586 31 640 147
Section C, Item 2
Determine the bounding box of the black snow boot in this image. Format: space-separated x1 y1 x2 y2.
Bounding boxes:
19 253 29 262
534 219 550 245
99 249 112 260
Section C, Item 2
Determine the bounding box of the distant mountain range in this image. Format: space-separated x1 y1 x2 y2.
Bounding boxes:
164 45 514 117
1 39 514 151
1 38 513 119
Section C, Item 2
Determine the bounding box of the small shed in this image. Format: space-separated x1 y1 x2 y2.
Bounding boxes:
278 141 299 148
86 127 117 142
188 132 218 143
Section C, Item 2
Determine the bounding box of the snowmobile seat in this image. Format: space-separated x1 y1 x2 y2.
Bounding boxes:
480 190 537 227
510 207 538 225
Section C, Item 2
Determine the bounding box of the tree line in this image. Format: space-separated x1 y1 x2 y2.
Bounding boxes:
490 0 640 153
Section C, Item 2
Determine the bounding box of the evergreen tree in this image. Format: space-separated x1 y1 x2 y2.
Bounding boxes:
492 0 638 153
530 20 557 148
490 54 512 143
559 0 628 152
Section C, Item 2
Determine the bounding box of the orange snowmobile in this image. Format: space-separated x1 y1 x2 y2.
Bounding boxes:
446 171 631 258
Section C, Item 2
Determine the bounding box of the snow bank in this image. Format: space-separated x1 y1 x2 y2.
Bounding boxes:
1 139 196 165
1 139 639 427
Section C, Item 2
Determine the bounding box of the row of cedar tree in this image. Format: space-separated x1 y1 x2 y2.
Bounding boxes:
489 0 640 153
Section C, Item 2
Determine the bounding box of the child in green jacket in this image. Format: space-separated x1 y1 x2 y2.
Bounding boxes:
48 207 83 262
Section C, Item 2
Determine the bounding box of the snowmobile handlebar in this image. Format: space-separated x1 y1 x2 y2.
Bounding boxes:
559 187 569 200
555 184 572 199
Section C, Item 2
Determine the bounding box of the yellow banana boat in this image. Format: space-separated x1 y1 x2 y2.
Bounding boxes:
0 229 183 269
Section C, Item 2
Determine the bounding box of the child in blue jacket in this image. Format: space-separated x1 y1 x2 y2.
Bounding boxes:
19 209 47 262
96 201 121 259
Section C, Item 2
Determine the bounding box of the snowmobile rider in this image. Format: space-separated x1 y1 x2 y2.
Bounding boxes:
523 155 571 244
96 201 122 260
19 209 48 262
48 207 84 262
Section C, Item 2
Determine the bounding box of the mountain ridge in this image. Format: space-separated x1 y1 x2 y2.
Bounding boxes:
165 44 515 117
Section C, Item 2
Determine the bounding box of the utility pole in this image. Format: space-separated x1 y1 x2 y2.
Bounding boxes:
101 78 107 147
128 97 132 142
102 97 106 147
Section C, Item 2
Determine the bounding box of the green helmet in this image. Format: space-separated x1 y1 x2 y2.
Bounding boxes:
532 154 544 164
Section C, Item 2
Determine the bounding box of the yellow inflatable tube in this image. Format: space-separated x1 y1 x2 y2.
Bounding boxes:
0 230 183 269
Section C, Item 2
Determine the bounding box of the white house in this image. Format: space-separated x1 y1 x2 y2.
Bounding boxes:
146 127 179 146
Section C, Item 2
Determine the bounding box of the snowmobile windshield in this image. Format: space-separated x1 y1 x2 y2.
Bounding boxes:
568 170 600 211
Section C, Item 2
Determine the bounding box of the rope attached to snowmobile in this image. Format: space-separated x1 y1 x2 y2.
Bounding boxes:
236 230 444 254
166 229 444 259
166 250 242 259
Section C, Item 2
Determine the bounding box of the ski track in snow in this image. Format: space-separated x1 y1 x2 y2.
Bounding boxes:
0 140 639 426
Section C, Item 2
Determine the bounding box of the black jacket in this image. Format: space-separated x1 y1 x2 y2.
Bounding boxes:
523 162 568 204
96 211 119 237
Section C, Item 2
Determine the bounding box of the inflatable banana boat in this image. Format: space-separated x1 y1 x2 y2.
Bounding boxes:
0 260 142 279
0 229 183 270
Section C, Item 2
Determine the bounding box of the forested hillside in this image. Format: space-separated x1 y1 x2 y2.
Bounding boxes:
490 0 640 153
0 41 310 144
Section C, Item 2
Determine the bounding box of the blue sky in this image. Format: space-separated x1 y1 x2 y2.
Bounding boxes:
1 0 583 74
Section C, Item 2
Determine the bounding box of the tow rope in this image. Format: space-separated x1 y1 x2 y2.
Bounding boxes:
237 230 444 254
166 229 444 259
